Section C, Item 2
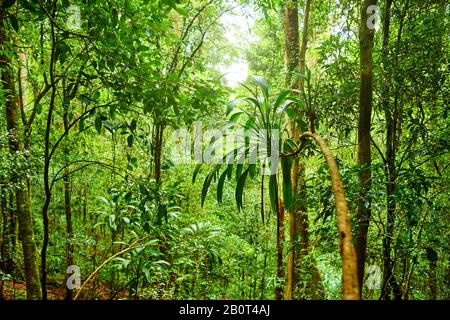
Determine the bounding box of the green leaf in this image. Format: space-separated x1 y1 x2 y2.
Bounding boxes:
174 6 189 16
143 268 151 282
113 257 130 269
283 138 296 152
297 119 308 132
248 163 256 178
79 117 85 132
226 164 233 180
285 107 296 119
295 72 308 81
95 117 102 134
227 98 246 115
127 134 134 147
79 94 91 105
92 91 101 101
35 103 42 115
156 203 168 224
274 89 292 109
229 112 243 123
130 119 137 132
244 117 258 131
235 163 243 182
97 195 111 207
192 163 203 183
153 260 171 267
10 16 18 32
235 167 250 211
250 75 269 99
201 165 221 207
279 99 298 113
217 167 229 204
281 157 293 210
55 41 70 64
269 175 277 213
108 214 117 231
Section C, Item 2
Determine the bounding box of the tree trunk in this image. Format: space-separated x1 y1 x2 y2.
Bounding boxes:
295 0 325 300
355 0 377 297
283 0 323 300
41 3 58 299
428 259 437 300
0 185 14 275
381 109 396 300
381 0 407 300
283 0 300 300
300 132 360 300
154 124 164 184
63 87 74 300
300 0 314 133
0 7 42 299
274 176 285 300
63 159 74 300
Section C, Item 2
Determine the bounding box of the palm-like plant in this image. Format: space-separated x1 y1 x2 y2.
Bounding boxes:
193 75 297 213
193 75 360 300
193 75 299 299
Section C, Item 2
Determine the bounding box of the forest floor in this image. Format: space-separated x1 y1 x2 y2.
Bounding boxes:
0 281 64 300
0 281 129 300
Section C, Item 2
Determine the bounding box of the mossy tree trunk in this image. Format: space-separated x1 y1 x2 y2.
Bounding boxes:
0 5 42 299
355 0 377 297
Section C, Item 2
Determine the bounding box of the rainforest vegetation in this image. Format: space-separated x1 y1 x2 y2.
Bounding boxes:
0 0 448 300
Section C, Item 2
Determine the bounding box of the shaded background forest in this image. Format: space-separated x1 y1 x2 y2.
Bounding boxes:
0 0 448 300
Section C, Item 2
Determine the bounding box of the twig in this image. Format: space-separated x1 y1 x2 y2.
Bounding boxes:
74 236 156 300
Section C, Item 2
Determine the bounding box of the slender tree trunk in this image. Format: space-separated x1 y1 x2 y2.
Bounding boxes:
295 0 325 300
355 0 377 297
0 5 15 278
18 51 34 211
16 181 42 299
0 7 42 299
274 177 285 300
300 0 314 133
285 213 295 300
0 185 14 275
10 192 18 246
381 0 407 300
283 0 300 90
429 259 438 299
62 84 74 300
283 0 300 300
381 112 396 300
41 3 58 299
63 162 74 300
283 0 322 300
380 0 393 300
298 132 360 299
153 124 164 184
